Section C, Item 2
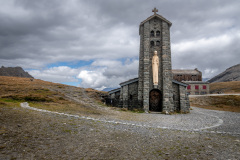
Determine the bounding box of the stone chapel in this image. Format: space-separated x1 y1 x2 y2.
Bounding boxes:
108 8 190 113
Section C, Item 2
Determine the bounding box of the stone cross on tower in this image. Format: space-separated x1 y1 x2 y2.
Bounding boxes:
152 7 158 15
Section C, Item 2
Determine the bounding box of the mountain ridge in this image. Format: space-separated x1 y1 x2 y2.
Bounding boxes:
0 66 33 78
208 64 240 83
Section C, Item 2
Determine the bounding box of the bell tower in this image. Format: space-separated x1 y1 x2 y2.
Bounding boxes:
138 8 174 112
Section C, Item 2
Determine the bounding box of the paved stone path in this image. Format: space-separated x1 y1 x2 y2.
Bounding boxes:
20 102 240 135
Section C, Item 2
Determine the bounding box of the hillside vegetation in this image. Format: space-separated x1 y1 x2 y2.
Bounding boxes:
210 81 240 93
190 95 240 112
0 76 107 115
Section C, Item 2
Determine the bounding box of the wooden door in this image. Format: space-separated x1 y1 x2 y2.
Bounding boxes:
149 89 162 112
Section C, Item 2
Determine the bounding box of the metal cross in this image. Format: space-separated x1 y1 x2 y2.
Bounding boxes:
152 7 158 15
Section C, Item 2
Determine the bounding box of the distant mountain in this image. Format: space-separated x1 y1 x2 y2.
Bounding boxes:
102 88 118 92
208 64 240 83
0 66 33 78
202 78 210 82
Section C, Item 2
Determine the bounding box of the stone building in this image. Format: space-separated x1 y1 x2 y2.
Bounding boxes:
172 68 202 82
184 81 210 95
108 8 190 113
171 68 209 95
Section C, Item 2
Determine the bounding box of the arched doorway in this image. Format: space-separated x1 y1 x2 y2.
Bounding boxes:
149 89 162 112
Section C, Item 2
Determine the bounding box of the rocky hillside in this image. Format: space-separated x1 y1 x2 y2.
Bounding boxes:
0 66 33 78
208 64 240 83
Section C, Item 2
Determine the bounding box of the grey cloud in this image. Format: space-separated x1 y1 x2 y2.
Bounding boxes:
0 0 240 86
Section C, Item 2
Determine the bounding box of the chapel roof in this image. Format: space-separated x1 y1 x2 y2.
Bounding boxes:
140 14 172 27
108 88 121 94
172 69 202 75
172 80 189 87
119 77 139 87
117 77 188 88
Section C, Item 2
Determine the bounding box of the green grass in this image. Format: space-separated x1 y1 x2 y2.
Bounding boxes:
2 94 54 102
0 98 23 107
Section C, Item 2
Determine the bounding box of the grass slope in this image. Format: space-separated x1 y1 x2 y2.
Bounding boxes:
190 95 240 112
210 81 240 93
0 76 107 115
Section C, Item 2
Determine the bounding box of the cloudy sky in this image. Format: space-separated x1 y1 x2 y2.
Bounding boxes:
1 0 240 90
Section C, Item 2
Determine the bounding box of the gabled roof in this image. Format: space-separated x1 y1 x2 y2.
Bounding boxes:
140 14 172 27
172 80 189 87
172 69 202 75
108 88 121 94
120 77 138 87
117 77 188 88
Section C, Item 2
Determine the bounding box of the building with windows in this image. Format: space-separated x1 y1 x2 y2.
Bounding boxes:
172 68 202 82
172 68 209 95
183 81 210 95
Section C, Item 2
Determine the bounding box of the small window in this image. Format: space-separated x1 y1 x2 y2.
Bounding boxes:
150 41 154 47
203 85 207 89
195 85 199 90
156 31 160 36
187 85 191 90
195 92 199 95
156 41 160 46
151 31 154 37
130 95 133 100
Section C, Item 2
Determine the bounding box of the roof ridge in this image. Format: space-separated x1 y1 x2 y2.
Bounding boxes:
140 14 172 26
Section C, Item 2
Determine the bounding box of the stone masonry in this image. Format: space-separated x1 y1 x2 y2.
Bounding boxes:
108 9 190 113
138 10 174 112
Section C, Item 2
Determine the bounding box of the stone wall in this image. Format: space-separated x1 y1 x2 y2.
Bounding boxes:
128 82 138 101
122 85 129 108
161 21 174 113
179 85 190 113
127 81 139 109
172 83 180 111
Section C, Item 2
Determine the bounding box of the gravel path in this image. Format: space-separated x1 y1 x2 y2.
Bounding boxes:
20 102 240 135
1 103 240 159
45 85 240 135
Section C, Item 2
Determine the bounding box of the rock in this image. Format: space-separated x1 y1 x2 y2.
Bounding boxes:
208 145 213 149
